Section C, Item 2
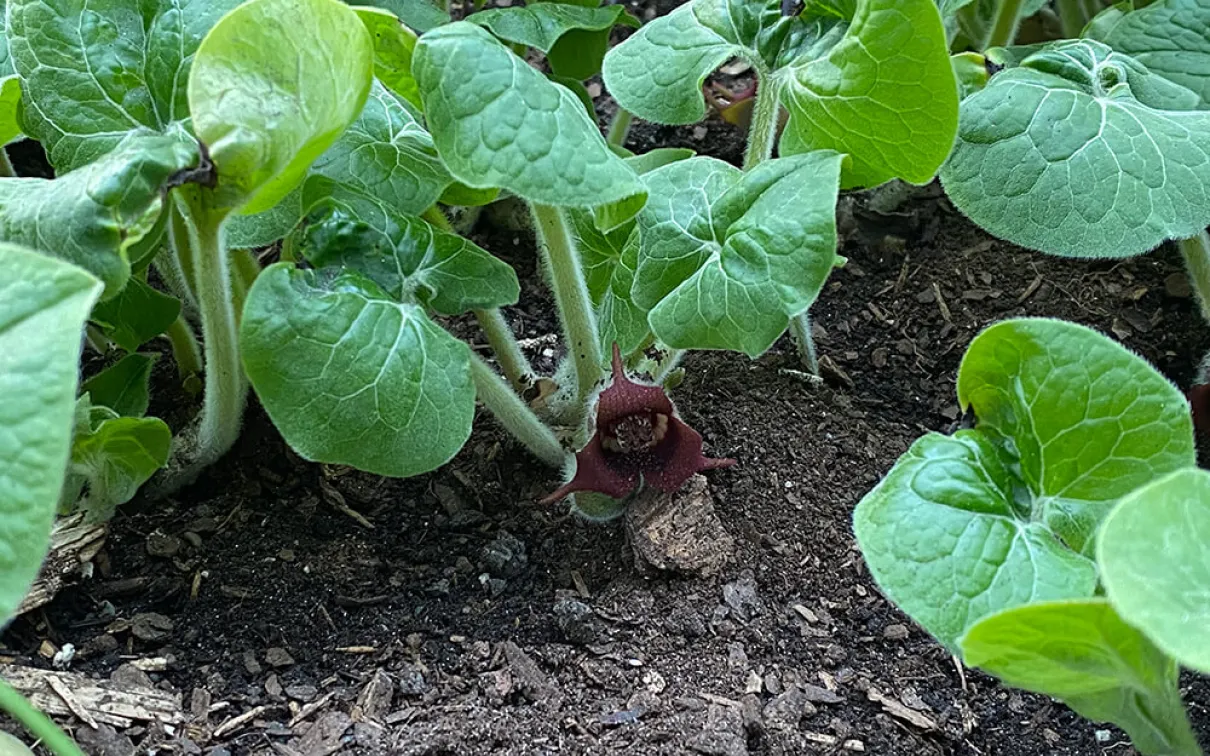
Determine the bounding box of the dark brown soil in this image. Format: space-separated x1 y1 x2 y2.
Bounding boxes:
5 16 1210 756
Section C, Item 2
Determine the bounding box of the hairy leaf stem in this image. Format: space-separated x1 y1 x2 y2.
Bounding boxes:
651 348 685 385
789 312 820 376
0 679 85 756
986 0 1026 48
164 315 203 379
470 352 567 468
1179 231 1210 324
607 108 634 148
163 202 200 313
531 203 603 408
743 75 781 171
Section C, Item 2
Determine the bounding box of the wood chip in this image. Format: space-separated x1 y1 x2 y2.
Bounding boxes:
17 514 107 616
698 692 741 708
213 704 277 738
867 687 937 730
289 691 336 727
46 675 99 729
1 664 184 728
933 282 952 324
805 732 838 746
334 646 378 654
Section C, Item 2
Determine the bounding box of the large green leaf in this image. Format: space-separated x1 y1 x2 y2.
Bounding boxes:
1099 468 1210 675
0 130 199 298
961 600 1201 756
188 0 375 215
356 6 423 110
81 353 157 418
469 4 639 80
602 0 959 187
0 244 103 624
854 318 1194 649
353 0 448 33
630 152 844 356
414 22 645 212
941 40 1210 259
240 266 476 478
1085 0 1210 107
62 399 171 523
6 0 243 171
91 277 182 352
240 201 515 477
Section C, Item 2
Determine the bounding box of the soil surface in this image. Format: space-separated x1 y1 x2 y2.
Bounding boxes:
5 12 1210 756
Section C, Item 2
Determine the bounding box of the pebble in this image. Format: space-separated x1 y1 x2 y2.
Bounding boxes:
552 597 597 645
242 650 262 676
883 624 909 640
721 570 761 621
397 664 428 696
146 532 182 558
481 530 527 577
264 647 295 668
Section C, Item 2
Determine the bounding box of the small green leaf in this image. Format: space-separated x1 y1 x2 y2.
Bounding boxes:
961 599 1201 756
470 4 638 80
62 401 171 523
1099 468 1210 675
240 264 476 477
1084 0 1210 107
300 197 520 315
568 210 649 358
602 0 959 187
81 353 157 418
7 0 243 171
91 277 182 352
941 40 1210 259
189 0 375 215
353 0 449 32
624 147 696 175
0 76 21 146
356 6 423 110
854 318 1194 649
950 0 1047 47
0 130 199 299
631 152 844 356
226 187 306 249
0 243 103 623
414 22 645 212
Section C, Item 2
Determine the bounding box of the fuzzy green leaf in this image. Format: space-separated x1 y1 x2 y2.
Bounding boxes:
189 0 375 215
941 40 1210 259
91 277 182 352
354 0 448 32
62 400 171 523
1085 0 1210 107
961 600 1200 755
356 6 423 110
470 4 638 80
414 22 645 212
81 353 157 418
569 209 649 358
0 76 21 146
240 263 475 478
1099 468 1210 675
854 318 1194 649
631 152 844 356
0 244 103 623
0 130 199 299
602 0 958 187
6 0 243 171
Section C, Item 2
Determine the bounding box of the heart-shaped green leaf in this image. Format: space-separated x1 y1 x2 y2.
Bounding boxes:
81 353 158 418
602 0 958 187
91 277 182 352
62 399 171 523
854 318 1194 649
941 40 1210 259
414 22 645 213
631 152 844 356
568 209 649 358
1085 0 1210 107
961 599 1200 755
188 0 375 215
356 6 423 110
1099 468 1210 675
7 0 243 171
0 243 103 624
0 130 199 298
470 4 639 80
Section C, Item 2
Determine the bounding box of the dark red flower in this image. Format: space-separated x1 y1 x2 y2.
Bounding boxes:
542 345 735 504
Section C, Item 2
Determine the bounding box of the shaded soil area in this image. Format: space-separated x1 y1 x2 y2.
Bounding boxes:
5 14 1210 756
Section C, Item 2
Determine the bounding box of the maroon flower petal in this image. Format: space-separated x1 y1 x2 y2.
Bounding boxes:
595 344 673 428
540 436 639 504
640 415 735 493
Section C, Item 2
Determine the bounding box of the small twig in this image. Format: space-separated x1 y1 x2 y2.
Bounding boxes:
1016 273 1043 304
318 477 374 529
46 676 98 729
932 282 952 324
214 704 278 738
952 654 968 694
288 692 335 727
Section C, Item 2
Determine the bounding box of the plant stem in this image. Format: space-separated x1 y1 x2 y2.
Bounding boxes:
789 311 820 376
531 203 603 407
84 325 112 355
607 109 634 148
0 679 86 756
1056 0 1085 37
163 202 200 313
164 315 203 378
474 308 534 392
228 248 261 330
743 76 781 171
986 0 1026 48
423 205 534 391
176 190 246 472
1179 231 1210 323
0 148 14 178
469 353 566 468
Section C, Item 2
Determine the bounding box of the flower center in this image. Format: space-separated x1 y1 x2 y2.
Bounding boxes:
603 412 669 454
